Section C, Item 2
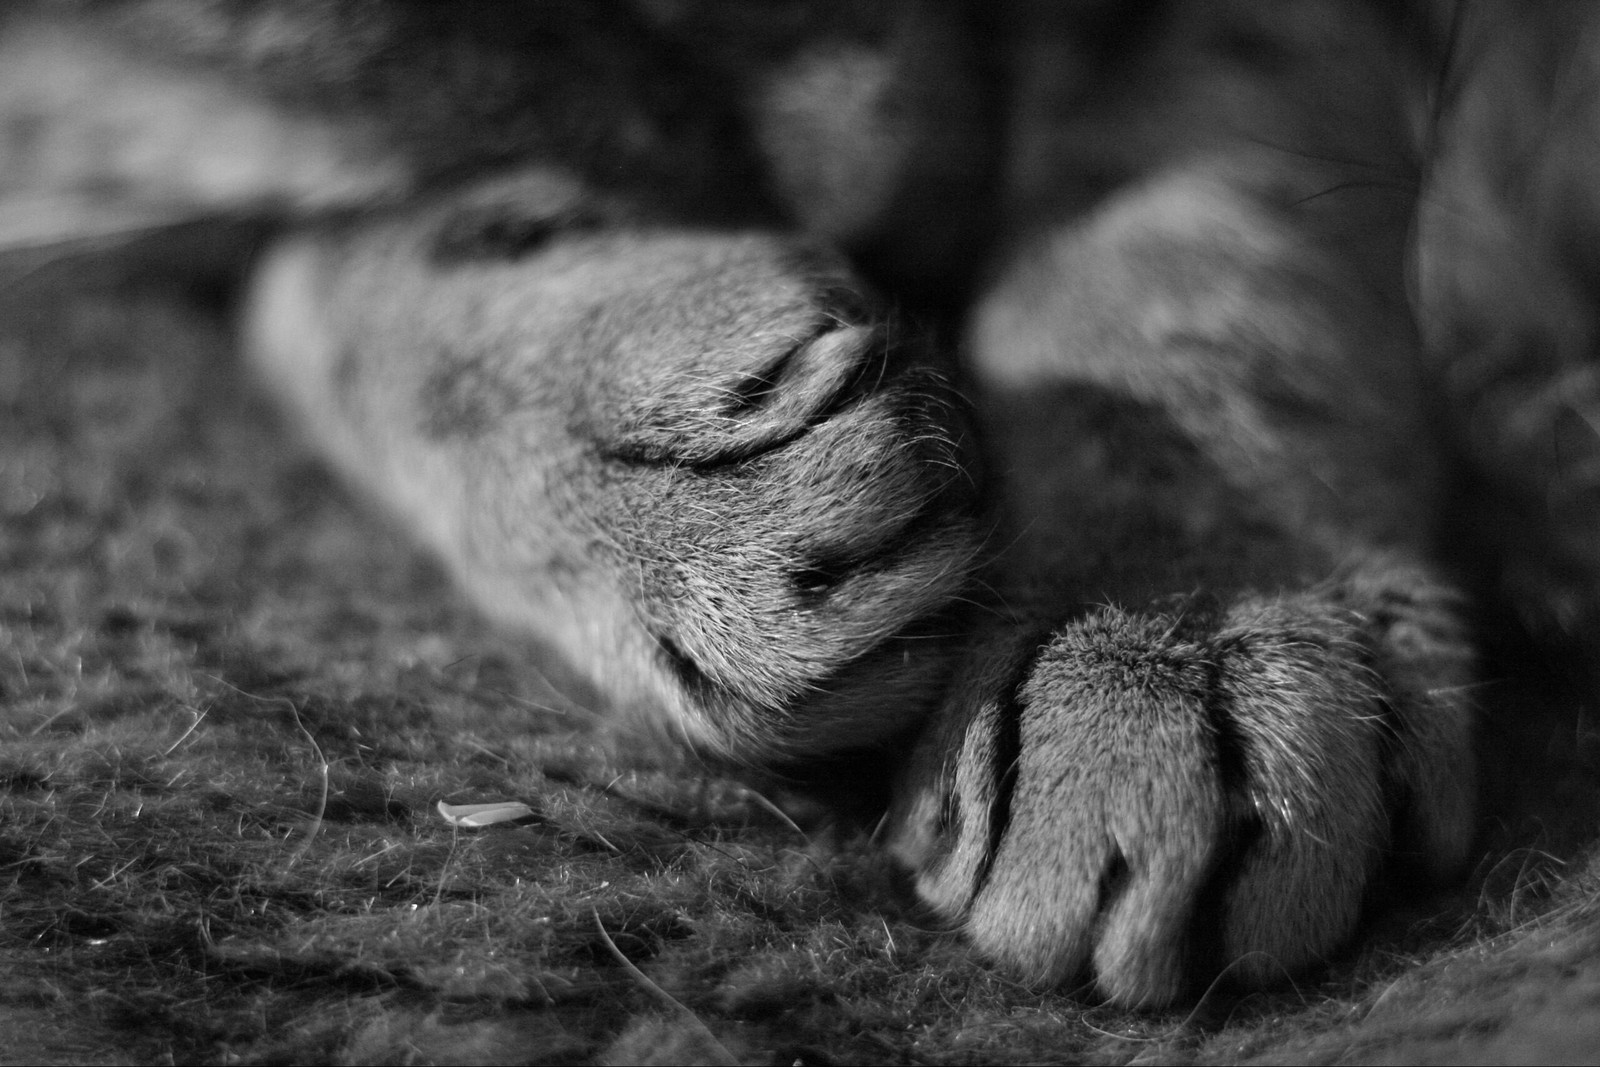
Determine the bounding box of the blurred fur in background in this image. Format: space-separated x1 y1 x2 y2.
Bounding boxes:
3 1 1600 1062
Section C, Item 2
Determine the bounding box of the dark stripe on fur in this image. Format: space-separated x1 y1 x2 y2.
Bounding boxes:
968 639 1034 906
1187 621 1267 993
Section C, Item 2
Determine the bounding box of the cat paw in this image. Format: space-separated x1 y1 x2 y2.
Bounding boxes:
246 171 983 759
888 567 1476 1006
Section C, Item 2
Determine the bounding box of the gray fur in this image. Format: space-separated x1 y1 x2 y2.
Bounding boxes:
248 190 980 761
1 0 1592 1008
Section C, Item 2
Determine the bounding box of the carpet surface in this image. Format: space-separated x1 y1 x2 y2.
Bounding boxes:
3 242 1600 1065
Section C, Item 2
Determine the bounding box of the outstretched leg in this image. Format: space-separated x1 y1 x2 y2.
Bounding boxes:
246 169 984 763
888 2 1477 1005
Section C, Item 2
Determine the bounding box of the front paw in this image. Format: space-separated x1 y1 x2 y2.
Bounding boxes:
888 567 1476 1007
246 171 983 761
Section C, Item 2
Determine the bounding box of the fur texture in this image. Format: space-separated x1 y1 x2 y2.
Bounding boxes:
1 0 1596 1016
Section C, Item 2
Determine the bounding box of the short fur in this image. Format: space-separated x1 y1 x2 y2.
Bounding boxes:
1 0 1595 1009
